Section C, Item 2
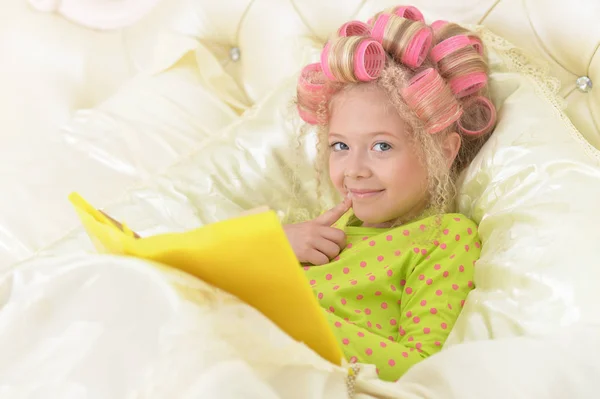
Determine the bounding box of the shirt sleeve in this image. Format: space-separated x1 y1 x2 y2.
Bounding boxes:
328 218 480 382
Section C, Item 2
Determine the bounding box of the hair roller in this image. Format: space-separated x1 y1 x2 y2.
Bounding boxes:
296 63 329 124
432 21 484 56
321 36 386 82
457 96 497 136
371 13 433 68
430 34 489 98
337 20 371 37
431 20 449 32
401 68 463 134
391 5 425 22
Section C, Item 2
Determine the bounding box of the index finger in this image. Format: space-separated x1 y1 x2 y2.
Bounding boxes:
315 197 352 226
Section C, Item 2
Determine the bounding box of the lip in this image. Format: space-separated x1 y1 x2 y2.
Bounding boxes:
347 189 385 199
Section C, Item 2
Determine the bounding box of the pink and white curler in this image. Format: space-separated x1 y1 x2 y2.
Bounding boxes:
321 37 386 82
297 63 328 124
338 20 371 37
401 68 463 134
371 13 433 68
457 96 497 136
430 20 449 32
430 35 472 63
392 5 425 22
450 72 488 98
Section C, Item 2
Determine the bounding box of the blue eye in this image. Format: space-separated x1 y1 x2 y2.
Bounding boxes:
331 142 349 151
373 142 392 152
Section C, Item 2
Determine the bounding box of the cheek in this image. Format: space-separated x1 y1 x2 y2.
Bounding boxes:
385 155 427 189
328 157 343 185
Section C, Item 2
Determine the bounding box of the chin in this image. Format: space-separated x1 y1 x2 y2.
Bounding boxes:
353 208 391 227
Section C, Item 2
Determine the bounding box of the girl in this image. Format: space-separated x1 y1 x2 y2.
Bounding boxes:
284 5 496 382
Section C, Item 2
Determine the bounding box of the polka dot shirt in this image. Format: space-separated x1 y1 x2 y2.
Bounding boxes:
304 211 480 382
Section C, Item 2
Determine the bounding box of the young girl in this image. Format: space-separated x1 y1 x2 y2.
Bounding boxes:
284 5 496 382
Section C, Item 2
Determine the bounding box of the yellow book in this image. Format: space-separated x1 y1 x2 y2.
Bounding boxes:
68 192 343 365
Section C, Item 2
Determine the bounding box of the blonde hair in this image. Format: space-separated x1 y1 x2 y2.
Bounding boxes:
297 16 497 220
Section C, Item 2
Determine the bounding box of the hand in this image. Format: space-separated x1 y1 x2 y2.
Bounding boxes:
283 198 351 266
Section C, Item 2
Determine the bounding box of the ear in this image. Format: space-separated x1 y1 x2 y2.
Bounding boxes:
442 132 462 168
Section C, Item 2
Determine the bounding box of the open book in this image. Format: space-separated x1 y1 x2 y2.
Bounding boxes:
68 193 343 365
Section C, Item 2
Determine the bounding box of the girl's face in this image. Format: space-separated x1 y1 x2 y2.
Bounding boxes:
328 85 429 227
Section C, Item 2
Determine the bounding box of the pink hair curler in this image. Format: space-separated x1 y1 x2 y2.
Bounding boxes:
469 36 484 55
321 37 386 82
296 63 328 124
457 96 497 136
430 35 471 63
392 5 425 22
338 20 371 37
450 72 488 98
371 13 433 68
401 68 463 134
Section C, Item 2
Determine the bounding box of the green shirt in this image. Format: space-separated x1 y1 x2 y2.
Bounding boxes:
304 211 480 381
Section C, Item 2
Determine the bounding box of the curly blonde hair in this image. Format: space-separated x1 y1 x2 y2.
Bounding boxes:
297 13 497 220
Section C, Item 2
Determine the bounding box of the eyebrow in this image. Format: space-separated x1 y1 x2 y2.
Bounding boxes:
328 131 397 139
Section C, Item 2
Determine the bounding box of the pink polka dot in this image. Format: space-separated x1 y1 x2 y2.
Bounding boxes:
430 307 438 314
454 217 461 221
455 234 461 241
333 256 340 261
443 271 449 278
391 284 397 291
377 255 384 262
413 317 420 324
433 240 440 246
443 229 449 235
426 279 433 285
452 284 459 290
459 265 465 272
381 302 388 309
358 332 365 337
435 289 443 296
388 336 394 341
367 321 372 328
365 348 373 356
434 264 441 270
350 356 358 363
341 298 347 305
303 266 309 271
333 285 340 290
405 287 413 294
343 267 350 274
334 321 342 328
418 274 425 280
329 306 335 313
413 247 420 254
326 274 332 280
424 327 430 334
374 291 382 296
347 243 353 249
447 303 453 310
390 318 397 326
362 236 368 241
407 336 414 342
310 280 316 285
365 308 372 315
350 279 357 285
368 275 376 281
380 342 387 348
387 269 393 277
441 322 448 329
440 243 447 250
356 294 364 300
376 324 382 329
406 311 413 318
475 242 481 249
386 235 393 241
468 281 474 288
360 261 367 268
388 359 396 366
434 341 441 347
465 245 470 252
420 299 427 306
399 328 406 336
400 279 406 286
342 338 350 345
403 230 410 236
461 299 466 307
421 249 427 255
369 240 376 246
420 224 426 231
467 228 473 235
416 342 422 350
402 352 409 358
394 250 401 256
318 293 323 299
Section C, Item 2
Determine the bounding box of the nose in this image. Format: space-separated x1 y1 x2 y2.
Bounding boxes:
344 150 371 179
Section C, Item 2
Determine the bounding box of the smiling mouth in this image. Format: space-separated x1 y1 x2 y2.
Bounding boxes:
348 189 385 199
